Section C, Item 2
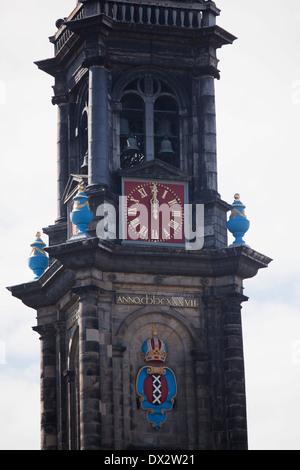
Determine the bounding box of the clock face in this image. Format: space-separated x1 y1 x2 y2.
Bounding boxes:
122 179 186 245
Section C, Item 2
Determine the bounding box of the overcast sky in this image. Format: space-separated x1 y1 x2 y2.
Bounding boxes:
1 0 300 450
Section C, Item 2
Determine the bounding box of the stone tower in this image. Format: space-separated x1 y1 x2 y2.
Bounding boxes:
8 0 271 450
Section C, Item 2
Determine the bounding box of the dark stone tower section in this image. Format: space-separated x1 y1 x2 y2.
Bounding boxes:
7 1 271 450
34 0 237 250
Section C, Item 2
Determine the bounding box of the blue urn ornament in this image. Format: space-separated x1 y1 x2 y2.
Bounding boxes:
69 185 93 240
227 194 250 247
28 232 49 279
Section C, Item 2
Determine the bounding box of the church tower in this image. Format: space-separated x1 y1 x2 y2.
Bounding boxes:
8 0 271 450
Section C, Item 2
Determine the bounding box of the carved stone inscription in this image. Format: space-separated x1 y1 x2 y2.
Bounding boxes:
116 293 200 308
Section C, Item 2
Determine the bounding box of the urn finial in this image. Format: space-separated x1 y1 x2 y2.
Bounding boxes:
28 232 49 279
68 185 93 241
227 194 250 247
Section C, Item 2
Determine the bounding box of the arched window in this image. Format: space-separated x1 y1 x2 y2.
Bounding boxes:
75 81 89 174
120 94 145 169
154 95 179 167
118 75 180 169
79 110 88 173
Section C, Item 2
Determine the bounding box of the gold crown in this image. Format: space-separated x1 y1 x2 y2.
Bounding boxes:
141 326 168 363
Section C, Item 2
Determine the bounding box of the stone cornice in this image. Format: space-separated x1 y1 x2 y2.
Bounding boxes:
7 241 272 314
44 238 272 279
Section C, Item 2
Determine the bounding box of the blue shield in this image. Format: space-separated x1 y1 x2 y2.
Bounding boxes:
136 365 177 430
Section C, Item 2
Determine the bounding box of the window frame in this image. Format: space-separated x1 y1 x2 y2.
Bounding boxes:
116 74 183 170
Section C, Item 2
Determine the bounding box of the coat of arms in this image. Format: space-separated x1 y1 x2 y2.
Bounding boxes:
136 326 177 430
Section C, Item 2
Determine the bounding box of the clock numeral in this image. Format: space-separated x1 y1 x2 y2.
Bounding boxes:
130 217 140 229
129 196 140 204
171 210 181 217
169 220 179 231
128 207 137 216
139 226 148 238
151 229 159 239
162 190 168 199
168 199 178 207
138 187 148 198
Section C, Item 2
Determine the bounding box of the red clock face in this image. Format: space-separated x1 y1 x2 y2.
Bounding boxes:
123 179 185 244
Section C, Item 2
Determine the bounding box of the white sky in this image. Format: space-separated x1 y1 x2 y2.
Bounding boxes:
1 0 300 450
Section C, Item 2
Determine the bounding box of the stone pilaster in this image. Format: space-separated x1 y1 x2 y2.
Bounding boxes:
199 75 218 197
192 75 229 249
72 285 101 450
56 320 68 449
221 293 248 450
191 348 210 450
33 325 57 451
87 63 109 188
52 94 69 223
98 298 114 449
202 295 226 449
112 344 126 450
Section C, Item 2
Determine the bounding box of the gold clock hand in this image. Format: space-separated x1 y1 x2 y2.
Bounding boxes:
150 183 159 220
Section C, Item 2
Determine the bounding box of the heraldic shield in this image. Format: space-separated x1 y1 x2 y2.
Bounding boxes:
136 326 177 430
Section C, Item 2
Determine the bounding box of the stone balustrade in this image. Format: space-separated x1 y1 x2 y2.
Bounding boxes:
101 0 207 29
53 1 218 55
53 4 85 55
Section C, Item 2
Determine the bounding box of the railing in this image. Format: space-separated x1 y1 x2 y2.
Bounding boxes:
99 0 217 29
54 1 217 55
54 3 85 55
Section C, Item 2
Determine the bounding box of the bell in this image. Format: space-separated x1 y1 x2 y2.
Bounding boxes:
120 117 130 136
81 151 88 170
158 136 175 157
156 118 173 137
125 136 140 154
